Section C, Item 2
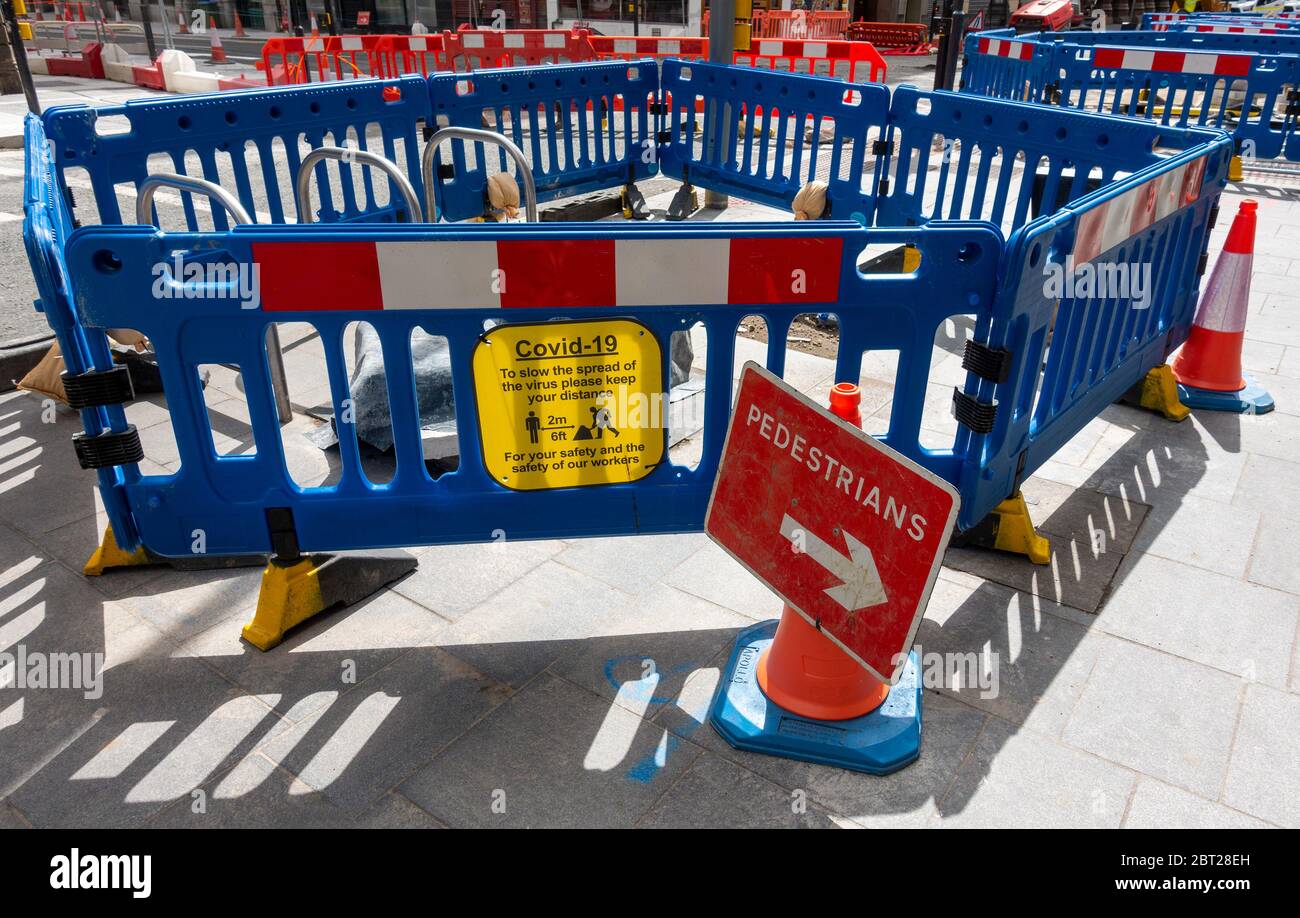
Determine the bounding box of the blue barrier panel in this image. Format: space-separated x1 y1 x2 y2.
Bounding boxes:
658 59 890 223
427 59 660 221
965 28 1300 163
59 220 1001 554
22 115 140 550
1040 26 1300 54
876 86 1192 235
960 31 1054 103
1143 12 1300 30
43 76 433 228
957 134 1232 520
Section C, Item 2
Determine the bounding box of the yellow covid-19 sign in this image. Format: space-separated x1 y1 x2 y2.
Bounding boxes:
472 319 666 491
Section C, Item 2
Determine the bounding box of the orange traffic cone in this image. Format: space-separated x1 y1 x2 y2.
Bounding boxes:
209 27 227 63
177 6 188 34
756 384 890 721
234 11 246 38
709 381 922 775
310 13 320 36
1172 200 1275 414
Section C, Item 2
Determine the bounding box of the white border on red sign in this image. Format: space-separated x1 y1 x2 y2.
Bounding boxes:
704 361 962 685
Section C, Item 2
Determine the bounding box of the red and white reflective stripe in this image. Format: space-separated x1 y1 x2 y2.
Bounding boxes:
976 37 1035 61
253 237 844 312
1092 47 1251 77
1070 154 1210 268
1195 250 1251 333
1193 24 1280 33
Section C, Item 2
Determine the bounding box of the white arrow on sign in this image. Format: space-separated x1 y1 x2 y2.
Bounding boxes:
780 513 888 612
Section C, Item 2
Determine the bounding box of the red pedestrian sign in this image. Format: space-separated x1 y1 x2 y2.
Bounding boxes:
706 363 961 683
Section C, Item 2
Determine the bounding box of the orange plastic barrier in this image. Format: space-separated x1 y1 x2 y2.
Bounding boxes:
740 37 887 84
261 34 394 85
588 34 709 62
260 29 886 88
442 28 596 71
847 20 930 50
590 34 885 84
755 10 850 40
386 33 452 76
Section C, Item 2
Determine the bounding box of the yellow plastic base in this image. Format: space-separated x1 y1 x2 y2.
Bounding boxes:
990 492 1052 566
1136 364 1191 422
242 558 325 651
84 526 155 577
1229 154 1244 183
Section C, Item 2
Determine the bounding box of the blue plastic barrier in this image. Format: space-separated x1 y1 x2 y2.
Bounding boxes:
964 28 1300 162
428 59 660 222
658 59 890 222
44 76 433 228
959 33 1054 104
21 61 1231 564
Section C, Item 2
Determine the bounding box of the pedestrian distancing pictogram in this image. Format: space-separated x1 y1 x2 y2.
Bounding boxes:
472 320 664 490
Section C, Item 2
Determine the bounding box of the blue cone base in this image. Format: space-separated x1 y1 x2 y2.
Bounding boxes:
708 620 922 775
1178 375 1275 415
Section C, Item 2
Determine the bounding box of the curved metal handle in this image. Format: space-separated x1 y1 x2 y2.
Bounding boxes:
421 126 538 223
294 146 424 224
136 172 254 227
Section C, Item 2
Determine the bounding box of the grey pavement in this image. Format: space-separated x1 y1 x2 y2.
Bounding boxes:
1 61 1298 829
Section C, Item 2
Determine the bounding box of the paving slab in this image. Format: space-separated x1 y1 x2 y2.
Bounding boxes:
939 717 1136 828
1124 779 1272 830
1062 638 1242 798
0 799 29 828
916 573 1105 738
394 539 565 621
1129 493 1261 579
175 589 447 722
429 563 717 689
353 791 447 829
260 647 512 816
146 752 355 829
661 538 785 622
1223 684 1300 828
1097 552 1298 689
399 673 700 828
637 751 841 829
545 590 750 718
552 532 707 596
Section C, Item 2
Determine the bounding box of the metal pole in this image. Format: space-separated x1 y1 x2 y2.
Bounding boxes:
2 0 41 114
141 2 157 58
156 0 172 50
942 8 964 92
705 0 734 211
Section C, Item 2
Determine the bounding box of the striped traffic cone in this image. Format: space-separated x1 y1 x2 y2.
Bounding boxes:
1172 200 1275 414
209 27 228 63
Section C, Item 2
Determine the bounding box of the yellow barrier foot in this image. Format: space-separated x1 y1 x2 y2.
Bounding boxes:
621 183 650 220
84 525 156 576
1120 364 1191 422
242 550 418 651
952 492 1051 565
666 183 700 222
1229 154 1244 183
